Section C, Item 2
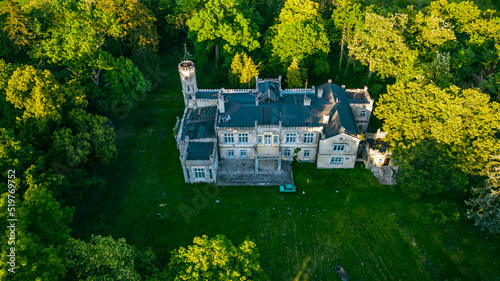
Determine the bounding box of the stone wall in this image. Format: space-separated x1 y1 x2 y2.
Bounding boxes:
316 133 360 169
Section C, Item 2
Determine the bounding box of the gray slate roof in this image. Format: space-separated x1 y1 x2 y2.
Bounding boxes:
186 142 214 160
181 106 217 140
196 90 218 99
219 82 360 137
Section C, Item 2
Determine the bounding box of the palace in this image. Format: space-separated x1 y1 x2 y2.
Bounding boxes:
174 60 380 185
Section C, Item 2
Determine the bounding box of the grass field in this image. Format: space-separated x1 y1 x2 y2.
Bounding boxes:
71 45 500 280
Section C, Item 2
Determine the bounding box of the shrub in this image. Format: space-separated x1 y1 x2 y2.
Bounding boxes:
416 202 460 225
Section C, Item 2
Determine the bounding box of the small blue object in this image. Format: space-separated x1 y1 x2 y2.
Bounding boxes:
279 184 296 193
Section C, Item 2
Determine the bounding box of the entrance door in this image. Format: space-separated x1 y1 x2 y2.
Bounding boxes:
264 134 271 146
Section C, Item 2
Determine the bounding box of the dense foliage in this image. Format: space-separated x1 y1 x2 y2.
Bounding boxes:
165 235 268 280
376 81 500 198
466 155 500 234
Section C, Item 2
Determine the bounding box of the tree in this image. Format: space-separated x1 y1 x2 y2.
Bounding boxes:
466 155 500 234
331 0 364 73
0 185 73 280
39 1 122 67
483 71 500 101
349 13 417 79
2 0 35 49
0 128 38 194
423 0 499 87
186 0 261 68
0 59 21 127
230 52 259 88
5 66 87 122
93 0 160 67
270 0 329 64
375 81 500 198
425 0 481 34
165 235 268 280
286 58 306 88
57 108 116 166
404 9 456 56
64 235 145 281
103 56 151 111
427 51 453 87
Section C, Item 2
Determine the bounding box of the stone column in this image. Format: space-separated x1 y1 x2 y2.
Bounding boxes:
278 152 281 171
255 154 259 172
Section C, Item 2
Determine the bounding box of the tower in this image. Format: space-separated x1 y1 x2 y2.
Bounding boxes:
178 60 198 107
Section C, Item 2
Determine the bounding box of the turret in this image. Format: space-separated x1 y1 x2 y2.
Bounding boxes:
178 60 198 107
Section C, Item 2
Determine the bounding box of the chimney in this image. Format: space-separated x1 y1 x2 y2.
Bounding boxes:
364 85 368 91
217 92 225 113
341 85 345 89
328 79 332 83
255 96 259 106
318 88 323 98
323 114 329 124
304 96 311 106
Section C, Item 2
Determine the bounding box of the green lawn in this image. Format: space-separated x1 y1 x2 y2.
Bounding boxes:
72 46 500 280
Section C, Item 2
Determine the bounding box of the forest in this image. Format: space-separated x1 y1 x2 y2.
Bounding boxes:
0 0 499 280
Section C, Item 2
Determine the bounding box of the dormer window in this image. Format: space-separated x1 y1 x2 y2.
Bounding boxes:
323 114 329 123
360 111 366 117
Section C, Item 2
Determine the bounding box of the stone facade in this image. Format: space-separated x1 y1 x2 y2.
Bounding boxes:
174 60 375 184
363 129 399 185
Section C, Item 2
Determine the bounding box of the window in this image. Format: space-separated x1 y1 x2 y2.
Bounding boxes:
332 144 346 153
187 85 190 92
304 133 314 144
224 133 234 143
286 133 297 144
228 150 235 158
273 135 279 144
330 157 343 165
209 169 213 180
358 124 364 131
238 133 248 143
303 149 311 160
264 134 271 145
194 168 205 179
240 150 247 159
258 136 263 144
360 111 366 117
284 149 291 158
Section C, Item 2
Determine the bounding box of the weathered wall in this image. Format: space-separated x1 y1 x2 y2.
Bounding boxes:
316 133 359 169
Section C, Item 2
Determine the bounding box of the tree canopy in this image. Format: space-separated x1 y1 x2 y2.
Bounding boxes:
466 155 500 234
0 185 73 280
187 0 261 68
230 52 259 88
376 81 500 197
349 13 417 79
270 0 329 64
64 235 150 281
165 235 268 280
